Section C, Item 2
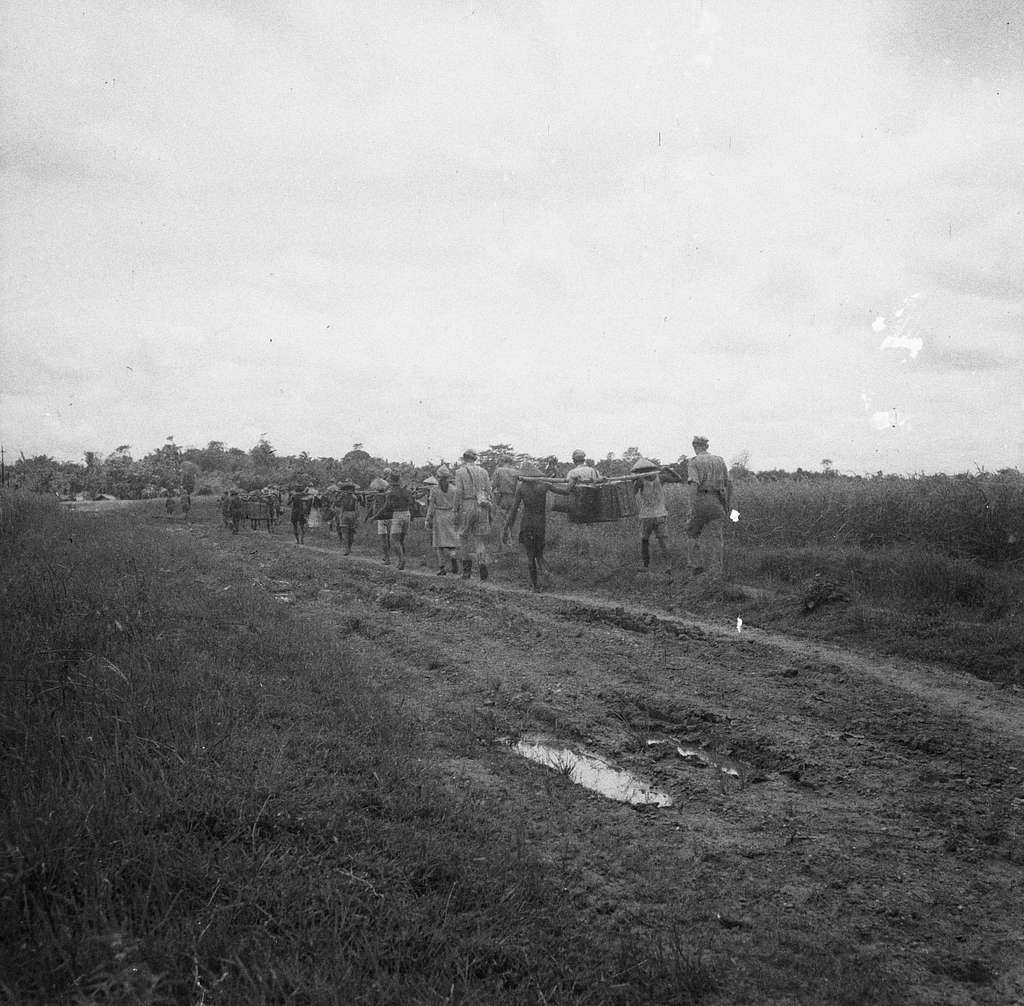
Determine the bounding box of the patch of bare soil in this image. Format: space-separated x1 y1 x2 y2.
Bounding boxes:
200 526 1024 1003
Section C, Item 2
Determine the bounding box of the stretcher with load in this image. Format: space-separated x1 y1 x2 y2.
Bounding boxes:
240 495 279 531
525 465 685 524
550 479 637 523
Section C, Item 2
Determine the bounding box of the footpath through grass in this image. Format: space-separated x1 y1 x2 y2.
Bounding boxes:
0 491 711 1005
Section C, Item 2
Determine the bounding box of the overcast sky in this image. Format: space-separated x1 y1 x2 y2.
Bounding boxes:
2 1 1022 473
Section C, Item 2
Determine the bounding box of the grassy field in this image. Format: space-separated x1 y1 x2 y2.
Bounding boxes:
0 492 710 1004
3 474 1022 1002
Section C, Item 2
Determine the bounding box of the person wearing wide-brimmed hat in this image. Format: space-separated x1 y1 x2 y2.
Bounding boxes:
425 464 460 575
366 470 392 562
335 481 360 555
504 461 571 592
630 457 672 574
454 449 494 580
685 435 732 577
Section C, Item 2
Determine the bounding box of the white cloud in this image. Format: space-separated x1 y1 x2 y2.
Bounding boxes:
1 1 1022 473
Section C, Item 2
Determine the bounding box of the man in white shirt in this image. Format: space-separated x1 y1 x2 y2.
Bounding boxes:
566 449 604 489
565 449 603 562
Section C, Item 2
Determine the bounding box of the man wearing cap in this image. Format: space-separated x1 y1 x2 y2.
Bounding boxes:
565 449 603 490
454 449 493 580
632 458 671 574
425 465 460 575
685 436 733 578
565 449 604 561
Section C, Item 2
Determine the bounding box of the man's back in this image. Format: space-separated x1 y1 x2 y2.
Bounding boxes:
492 465 518 502
456 463 492 503
687 453 730 493
566 464 602 488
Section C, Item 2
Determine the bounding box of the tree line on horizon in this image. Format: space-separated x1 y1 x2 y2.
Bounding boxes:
4 437 1021 499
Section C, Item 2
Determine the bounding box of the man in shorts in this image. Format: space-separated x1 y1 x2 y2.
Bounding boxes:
383 470 415 570
632 457 671 575
504 461 571 592
367 471 392 562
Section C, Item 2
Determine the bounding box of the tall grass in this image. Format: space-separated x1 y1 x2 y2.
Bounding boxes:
0 491 712 1004
730 474 1024 564
528 478 1023 682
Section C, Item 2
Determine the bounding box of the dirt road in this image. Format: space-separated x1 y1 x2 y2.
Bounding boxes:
184 518 1024 1004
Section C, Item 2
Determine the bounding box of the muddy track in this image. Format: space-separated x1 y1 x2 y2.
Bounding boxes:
176 521 1024 1003
279 538 1024 745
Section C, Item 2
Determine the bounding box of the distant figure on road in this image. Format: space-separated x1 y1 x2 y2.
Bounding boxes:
335 481 359 555
685 435 733 578
504 461 570 592
228 490 243 534
454 448 493 581
290 492 310 545
165 494 175 516
180 490 192 522
425 465 460 575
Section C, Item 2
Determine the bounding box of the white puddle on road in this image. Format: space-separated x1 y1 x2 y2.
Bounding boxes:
510 738 673 808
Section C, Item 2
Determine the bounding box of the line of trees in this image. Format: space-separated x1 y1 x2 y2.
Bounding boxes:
6 439 1020 499
6 438 679 499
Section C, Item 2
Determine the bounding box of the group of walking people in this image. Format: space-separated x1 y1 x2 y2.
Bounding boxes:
219 436 734 593
361 436 733 592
